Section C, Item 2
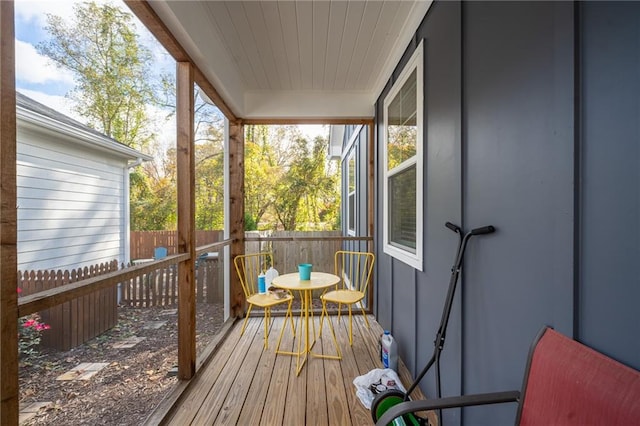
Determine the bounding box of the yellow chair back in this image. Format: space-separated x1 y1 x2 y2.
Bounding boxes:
234 252 273 298
334 250 375 295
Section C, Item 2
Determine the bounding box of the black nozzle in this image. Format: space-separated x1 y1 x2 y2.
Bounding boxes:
471 225 496 235
445 222 461 233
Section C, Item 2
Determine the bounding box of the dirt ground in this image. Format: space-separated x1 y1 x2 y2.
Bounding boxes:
19 303 224 425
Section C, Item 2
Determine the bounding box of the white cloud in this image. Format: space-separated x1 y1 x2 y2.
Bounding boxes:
147 104 176 151
15 0 114 25
15 39 75 86
17 88 82 122
15 1 76 26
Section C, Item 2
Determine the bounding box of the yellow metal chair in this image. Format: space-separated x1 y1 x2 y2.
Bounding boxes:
320 250 375 345
234 252 295 349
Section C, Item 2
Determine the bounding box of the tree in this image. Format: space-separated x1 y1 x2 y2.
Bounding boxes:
272 135 339 230
244 125 281 230
195 134 225 230
37 1 160 150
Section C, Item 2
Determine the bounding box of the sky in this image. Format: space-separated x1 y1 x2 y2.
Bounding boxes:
15 0 80 119
13 0 328 146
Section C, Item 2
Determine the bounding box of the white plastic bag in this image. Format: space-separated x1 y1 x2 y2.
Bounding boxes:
352 368 406 409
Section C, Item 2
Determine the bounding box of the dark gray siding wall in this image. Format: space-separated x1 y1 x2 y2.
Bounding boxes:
462 2 574 424
580 2 640 369
375 2 464 424
373 2 640 425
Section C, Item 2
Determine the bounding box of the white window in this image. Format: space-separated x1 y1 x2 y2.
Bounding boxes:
347 150 356 235
383 42 423 270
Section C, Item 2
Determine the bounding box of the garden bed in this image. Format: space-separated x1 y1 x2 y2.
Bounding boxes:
19 303 223 425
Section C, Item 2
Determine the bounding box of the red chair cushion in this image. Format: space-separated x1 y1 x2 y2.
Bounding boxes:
519 328 640 425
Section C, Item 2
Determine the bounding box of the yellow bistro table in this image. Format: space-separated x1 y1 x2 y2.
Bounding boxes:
272 271 342 375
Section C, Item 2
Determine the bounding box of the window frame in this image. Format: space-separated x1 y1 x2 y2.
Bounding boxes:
347 149 357 236
382 41 424 270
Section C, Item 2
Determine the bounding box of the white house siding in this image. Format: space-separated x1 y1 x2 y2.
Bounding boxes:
17 125 128 271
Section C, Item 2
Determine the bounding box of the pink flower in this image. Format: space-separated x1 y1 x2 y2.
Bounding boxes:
23 319 36 328
16 288 23 294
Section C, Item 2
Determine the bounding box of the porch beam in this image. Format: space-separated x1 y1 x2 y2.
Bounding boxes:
176 61 196 379
0 0 19 423
241 118 373 125
123 0 237 122
229 121 245 318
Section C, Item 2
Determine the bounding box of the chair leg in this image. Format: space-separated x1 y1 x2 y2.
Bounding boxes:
275 302 294 353
263 308 270 349
310 299 316 340
241 304 253 336
288 298 296 334
322 307 342 360
359 302 370 328
348 304 353 346
319 299 328 337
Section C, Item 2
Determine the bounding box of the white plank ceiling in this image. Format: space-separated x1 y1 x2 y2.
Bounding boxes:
145 1 432 120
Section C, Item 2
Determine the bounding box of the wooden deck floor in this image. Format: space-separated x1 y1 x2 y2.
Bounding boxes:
147 313 434 426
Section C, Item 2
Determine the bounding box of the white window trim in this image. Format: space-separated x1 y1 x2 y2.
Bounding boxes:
382 41 424 271
347 148 356 236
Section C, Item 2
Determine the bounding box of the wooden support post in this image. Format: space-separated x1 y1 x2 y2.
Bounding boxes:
229 121 245 318
176 62 195 379
0 1 19 422
367 121 375 249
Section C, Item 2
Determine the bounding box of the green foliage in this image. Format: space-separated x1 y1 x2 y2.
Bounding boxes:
18 311 50 360
37 1 159 150
129 165 176 230
245 125 341 231
244 213 258 231
244 126 280 228
195 137 225 230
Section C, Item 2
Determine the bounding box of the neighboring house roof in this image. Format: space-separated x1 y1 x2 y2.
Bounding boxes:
16 91 152 162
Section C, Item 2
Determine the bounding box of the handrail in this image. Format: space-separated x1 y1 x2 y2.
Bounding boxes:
18 253 189 317
19 238 236 317
196 238 233 254
245 235 372 242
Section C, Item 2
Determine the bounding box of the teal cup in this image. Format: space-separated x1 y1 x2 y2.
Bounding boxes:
298 263 312 280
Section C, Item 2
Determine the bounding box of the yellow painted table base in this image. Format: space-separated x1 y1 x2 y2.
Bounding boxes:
273 272 342 375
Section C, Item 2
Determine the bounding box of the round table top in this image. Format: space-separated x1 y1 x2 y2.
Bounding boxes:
271 271 340 291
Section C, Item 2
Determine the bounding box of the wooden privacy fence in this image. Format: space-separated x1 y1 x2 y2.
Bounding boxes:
18 256 224 351
245 230 342 274
130 230 223 260
18 260 119 351
119 254 223 307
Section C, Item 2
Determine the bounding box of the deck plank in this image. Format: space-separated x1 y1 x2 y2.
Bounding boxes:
236 317 279 425
163 317 251 424
260 317 295 425
321 315 352 426
216 316 271 425
189 318 260 424
334 314 376 425
283 313 307 425
306 316 329 425
155 314 436 426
